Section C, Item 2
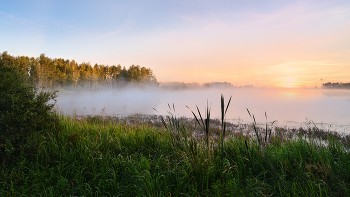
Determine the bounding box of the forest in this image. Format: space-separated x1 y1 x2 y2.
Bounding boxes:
322 82 350 89
1 51 350 196
0 51 158 90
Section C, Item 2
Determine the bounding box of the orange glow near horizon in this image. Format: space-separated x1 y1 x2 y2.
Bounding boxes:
1 1 350 88
275 76 299 88
156 61 350 88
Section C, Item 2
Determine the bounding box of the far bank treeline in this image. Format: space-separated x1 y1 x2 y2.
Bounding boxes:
323 82 350 89
0 51 158 90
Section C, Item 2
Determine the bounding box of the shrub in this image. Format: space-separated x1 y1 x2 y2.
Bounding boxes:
0 60 59 162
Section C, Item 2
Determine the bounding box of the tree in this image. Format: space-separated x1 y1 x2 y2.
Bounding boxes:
1 51 158 90
0 58 59 162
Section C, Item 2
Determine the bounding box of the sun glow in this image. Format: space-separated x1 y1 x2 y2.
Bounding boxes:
277 76 299 88
279 91 299 97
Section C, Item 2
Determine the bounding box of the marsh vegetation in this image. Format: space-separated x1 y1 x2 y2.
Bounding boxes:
1 53 350 196
1 111 350 196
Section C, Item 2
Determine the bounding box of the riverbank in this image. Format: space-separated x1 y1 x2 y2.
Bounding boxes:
1 114 350 196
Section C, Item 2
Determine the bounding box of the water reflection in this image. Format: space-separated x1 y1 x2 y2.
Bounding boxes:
55 88 350 134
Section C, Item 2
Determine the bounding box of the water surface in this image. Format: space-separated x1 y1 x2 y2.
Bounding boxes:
55 88 350 134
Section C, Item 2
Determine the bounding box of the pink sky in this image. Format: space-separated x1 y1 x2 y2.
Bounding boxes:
1 0 350 87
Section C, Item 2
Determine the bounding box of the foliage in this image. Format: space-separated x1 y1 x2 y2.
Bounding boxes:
1 71 349 196
1 115 350 196
323 82 350 89
0 51 158 90
0 60 59 162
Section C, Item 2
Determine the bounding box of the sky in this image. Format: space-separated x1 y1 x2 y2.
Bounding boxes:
1 0 350 88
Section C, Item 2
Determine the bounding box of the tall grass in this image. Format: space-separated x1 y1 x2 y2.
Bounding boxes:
1 96 350 196
247 109 276 149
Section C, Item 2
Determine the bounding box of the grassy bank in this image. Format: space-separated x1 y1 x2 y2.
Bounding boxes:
1 114 350 196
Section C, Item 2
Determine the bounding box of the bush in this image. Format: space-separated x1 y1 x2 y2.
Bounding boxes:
0 60 59 162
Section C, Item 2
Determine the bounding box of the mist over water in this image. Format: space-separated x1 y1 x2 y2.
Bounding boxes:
55 88 350 134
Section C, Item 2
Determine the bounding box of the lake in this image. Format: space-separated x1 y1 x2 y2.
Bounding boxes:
55 87 350 134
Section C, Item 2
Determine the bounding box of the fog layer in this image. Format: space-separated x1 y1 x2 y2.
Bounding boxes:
55 88 350 133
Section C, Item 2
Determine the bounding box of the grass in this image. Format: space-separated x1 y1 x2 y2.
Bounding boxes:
1 97 350 196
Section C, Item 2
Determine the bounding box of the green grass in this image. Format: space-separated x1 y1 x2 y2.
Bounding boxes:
1 113 350 196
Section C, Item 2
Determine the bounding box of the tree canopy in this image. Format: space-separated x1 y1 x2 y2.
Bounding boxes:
0 59 59 160
0 51 158 90
322 82 350 89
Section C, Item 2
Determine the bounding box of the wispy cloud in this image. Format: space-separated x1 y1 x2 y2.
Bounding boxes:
99 14 134 38
336 43 350 54
103 29 124 37
0 11 13 18
341 47 350 54
2 1 350 87
54 21 87 35
251 61 349 87
0 11 41 27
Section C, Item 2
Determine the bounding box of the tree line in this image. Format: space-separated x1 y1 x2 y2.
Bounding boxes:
0 51 158 90
322 82 350 89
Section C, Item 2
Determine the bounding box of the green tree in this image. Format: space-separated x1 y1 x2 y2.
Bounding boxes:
0 51 15 66
28 57 40 85
0 57 59 162
1 51 158 90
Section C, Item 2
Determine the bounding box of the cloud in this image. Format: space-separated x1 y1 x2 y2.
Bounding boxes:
0 11 41 27
251 61 350 87
0 11 13 18
103 30 123 37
